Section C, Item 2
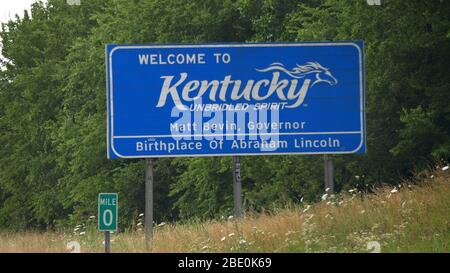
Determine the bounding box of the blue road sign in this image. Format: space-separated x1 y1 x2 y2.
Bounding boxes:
106 42 365 159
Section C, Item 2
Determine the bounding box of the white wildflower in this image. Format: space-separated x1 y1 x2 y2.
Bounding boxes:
442 166 449 171
302 205 311 213
228 233 235 237
390 188 398 193
138 213 144 217
221 236 226 242
157 222 166 227
79 231 86 236
228 215 234 220
321 193 328 201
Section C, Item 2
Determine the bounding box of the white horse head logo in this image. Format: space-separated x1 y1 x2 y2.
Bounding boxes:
256 62 338 87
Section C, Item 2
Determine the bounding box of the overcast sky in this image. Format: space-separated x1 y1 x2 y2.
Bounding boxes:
0 0 47 23
0 1 48 66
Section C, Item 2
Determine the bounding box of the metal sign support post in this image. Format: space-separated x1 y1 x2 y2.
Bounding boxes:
104 231 110 253
324 154 334 194
232 156 243 218
145 158 154 246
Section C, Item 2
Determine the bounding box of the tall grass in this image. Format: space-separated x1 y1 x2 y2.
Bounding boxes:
0 168 448 253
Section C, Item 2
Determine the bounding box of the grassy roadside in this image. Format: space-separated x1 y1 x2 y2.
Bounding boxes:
0 168 448 253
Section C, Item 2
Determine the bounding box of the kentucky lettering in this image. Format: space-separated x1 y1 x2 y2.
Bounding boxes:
156 62 337 110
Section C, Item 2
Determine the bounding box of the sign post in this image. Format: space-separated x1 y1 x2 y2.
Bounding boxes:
232 156 242 218
104 230 110 253
98 193 118 253
145 159 154 246
324 155 334 194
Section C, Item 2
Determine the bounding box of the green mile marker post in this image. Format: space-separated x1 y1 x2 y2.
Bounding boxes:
98 193 118 253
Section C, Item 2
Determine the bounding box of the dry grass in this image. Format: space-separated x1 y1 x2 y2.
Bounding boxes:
0 168 449 253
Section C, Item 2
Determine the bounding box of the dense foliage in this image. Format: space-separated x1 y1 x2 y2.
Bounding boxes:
0 0 448 230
